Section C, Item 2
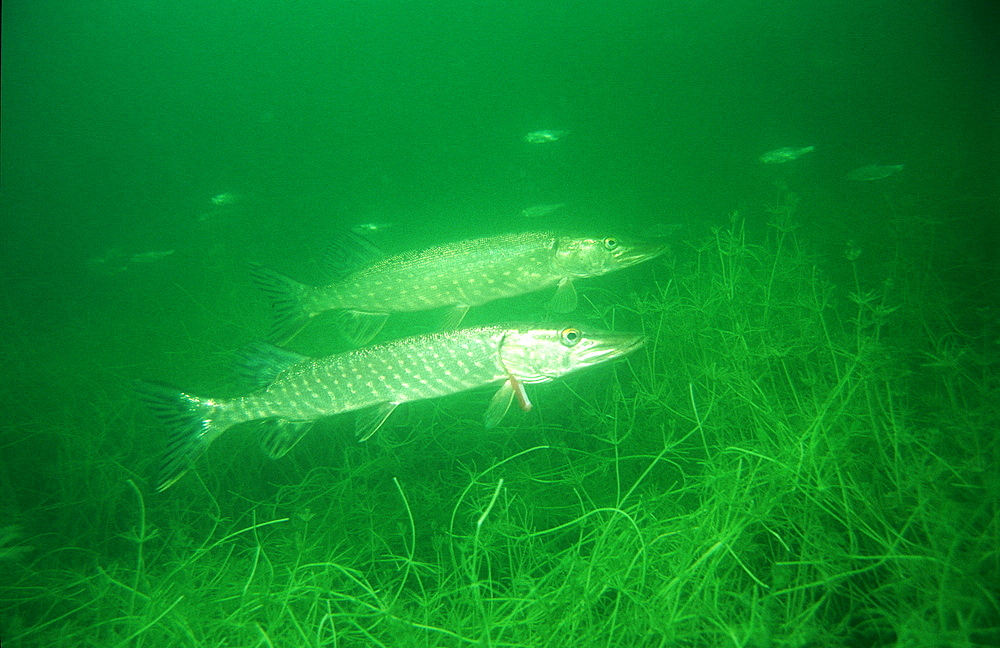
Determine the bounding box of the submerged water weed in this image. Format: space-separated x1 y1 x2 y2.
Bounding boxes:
0 526 33 569
2 193 997 647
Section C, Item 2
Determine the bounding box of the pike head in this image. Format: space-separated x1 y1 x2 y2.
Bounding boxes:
498 325 645 384
553 235 667 278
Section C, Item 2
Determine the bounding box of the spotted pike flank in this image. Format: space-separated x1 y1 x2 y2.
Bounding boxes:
140 324 645 492
251 232 666 344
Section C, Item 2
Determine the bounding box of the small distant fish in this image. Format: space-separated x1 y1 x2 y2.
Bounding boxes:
760 146 815 163
647 222 683 239
846 164 905 181
87 248 174 274
351 222 394 234
525 130 569 144
211 192 239 206
520 203 566 219
86 250 129 275
130 250 175 263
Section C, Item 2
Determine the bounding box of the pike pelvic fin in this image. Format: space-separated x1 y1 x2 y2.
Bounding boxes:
136 381 224 492
549 277 578 313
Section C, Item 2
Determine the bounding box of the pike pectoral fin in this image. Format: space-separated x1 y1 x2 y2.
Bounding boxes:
440 304 470 330
259 419 315 459
549 277 578 313
355 402 400 441
339 311 389 346
485 376 532 428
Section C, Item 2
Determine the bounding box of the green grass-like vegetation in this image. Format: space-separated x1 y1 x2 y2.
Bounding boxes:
1 192 997 647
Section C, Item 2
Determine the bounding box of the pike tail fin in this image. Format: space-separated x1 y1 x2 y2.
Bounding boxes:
137 381 226 492
249 263 315 342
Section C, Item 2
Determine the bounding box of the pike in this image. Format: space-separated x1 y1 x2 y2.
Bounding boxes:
140 324 644 492
251 232 665 344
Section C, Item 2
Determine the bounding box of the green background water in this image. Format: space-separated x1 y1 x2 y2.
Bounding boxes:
2 1 998 646
2 0 996 386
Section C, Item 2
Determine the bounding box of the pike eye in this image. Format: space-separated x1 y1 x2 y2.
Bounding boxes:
604 237 619 250
560 327 582 347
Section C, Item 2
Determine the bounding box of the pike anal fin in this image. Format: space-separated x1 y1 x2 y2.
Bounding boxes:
340 311 389 346
355 402 400 441
259 419 315 459
440 304 470 330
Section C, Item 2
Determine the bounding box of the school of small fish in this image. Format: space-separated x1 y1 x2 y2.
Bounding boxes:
758 145 906 180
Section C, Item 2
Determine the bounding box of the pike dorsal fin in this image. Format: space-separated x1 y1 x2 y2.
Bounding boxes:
322 232 384 280
235 343 308 390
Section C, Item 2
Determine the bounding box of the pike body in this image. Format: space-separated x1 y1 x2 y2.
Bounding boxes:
141 324 644 491
253 231 665 343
